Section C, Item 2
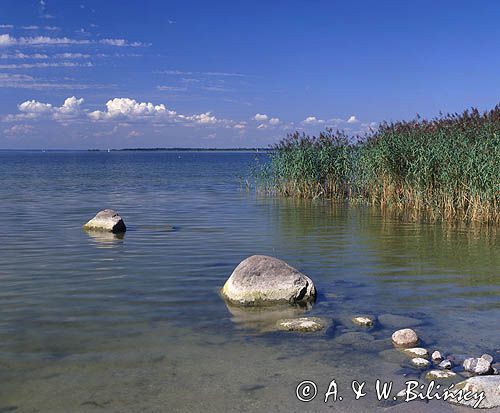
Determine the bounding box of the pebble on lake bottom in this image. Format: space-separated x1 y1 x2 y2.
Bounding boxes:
275 317 326 332
425 370 457 380
402 347 429 358
411 357 431 368
351 316 374 327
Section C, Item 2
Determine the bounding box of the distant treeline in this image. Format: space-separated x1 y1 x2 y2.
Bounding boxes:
88 148 272 152
256 106 500 224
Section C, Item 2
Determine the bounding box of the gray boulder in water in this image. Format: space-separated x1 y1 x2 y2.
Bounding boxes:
448 376 500 409
83 209 126 233
221 255 316 306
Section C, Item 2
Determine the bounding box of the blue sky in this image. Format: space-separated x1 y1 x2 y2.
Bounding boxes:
0 0 499 149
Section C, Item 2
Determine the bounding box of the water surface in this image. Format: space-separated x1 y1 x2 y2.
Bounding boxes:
0 151 498 412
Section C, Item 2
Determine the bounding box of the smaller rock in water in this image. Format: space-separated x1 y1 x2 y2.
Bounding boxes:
83 209 126 233
276 317 326 332
411 357 431 368
463 357 492 375
447 376 500 409
392 328 419 348
431 350 442 362
425 370 457 380
438 360 452 369
481 354 494 364
403 347 428 358
352 316 374 327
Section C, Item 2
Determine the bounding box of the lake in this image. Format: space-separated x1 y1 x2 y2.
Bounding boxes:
0 150 498 412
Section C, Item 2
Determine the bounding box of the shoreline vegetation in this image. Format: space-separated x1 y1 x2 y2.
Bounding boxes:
256 106 500 225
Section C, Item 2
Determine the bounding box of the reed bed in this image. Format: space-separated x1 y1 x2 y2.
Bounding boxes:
258 106 500 224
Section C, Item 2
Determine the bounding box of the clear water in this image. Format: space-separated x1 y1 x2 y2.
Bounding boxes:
0 151 498 412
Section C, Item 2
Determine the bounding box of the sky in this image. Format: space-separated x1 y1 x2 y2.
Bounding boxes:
0 0 499 149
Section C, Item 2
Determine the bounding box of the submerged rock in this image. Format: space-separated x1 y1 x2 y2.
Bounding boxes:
463 357 492 375
378 314 422 328
224 301 308 333
276 317 327 332
425 370 457 380
221 255 316 306
403 347 429 359
83 209 126 233
352 316 375 327
411 357 431 368
448 376 500 409
392 328 419 348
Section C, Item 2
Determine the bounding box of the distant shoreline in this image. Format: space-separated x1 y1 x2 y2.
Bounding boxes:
0 148 272 152
90 148 272 152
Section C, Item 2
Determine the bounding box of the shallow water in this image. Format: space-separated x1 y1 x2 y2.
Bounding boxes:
0 150 498 412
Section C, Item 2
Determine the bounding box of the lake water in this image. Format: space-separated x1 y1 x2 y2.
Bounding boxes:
0 151 498 413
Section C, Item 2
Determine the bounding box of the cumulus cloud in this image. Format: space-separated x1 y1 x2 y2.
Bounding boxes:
16 96 84 120
88 97 176 121
347 115 358 124
302 116 325 125
182 112 217 124
269 117 280 125
254 113 268 121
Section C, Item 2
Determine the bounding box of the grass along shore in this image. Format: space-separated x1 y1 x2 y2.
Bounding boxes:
257 106 500 224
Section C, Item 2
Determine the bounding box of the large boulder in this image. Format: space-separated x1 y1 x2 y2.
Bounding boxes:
221 255 316 306
83 209 126 233
448 376 500 409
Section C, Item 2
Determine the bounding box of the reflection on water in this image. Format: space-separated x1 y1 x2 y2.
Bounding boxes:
84 229 125 247
0 151 498 412
224 301 310 333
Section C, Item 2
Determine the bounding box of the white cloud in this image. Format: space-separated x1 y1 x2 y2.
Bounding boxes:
180 112 217 124
257 123 267 129
0 62 93 69
55 53 91 59
254 113 268 121
22 26 40 30
0 52 49 59
127 130 143 137
269 117 280 125
0 34 91 46
0 34 147 47
3 124 34 135
302 116 324 125
234 123 246 129
0 73 112 90
89 97 176 121
16 96 84 120
347 115 358 124
99 38 147 47
156 85 187 91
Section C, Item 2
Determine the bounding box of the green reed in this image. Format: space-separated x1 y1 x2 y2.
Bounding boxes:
258 106 500 224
